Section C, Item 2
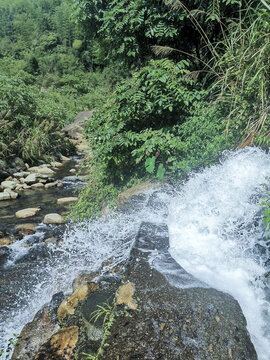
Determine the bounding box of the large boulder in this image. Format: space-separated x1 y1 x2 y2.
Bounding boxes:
99 223 258 360
11 157 25 171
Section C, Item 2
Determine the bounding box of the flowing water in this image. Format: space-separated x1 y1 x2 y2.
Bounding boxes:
168 147 270 360
1 147 270 359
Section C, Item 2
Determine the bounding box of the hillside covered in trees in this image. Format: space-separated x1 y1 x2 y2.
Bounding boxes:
0 0 269 217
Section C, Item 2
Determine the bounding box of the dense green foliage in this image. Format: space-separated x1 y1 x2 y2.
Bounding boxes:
0 75 74 161
0 0 269 219
84 58 229 183
0 0 114 163
70 0 269 219
73 0 241 68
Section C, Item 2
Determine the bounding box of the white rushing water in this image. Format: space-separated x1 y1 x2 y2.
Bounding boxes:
168 147 270 360
1 147 270 359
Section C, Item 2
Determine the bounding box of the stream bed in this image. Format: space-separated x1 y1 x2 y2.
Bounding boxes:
1 147 270 359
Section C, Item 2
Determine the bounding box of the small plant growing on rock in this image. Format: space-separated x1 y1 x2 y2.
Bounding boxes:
89 302 112 326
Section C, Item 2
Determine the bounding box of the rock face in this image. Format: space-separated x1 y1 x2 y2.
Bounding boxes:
43 213 65 225
15 208 40 219
100 222 258 360
12 194 258 360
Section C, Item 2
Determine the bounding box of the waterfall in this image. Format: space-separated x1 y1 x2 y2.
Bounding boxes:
168 147 270 360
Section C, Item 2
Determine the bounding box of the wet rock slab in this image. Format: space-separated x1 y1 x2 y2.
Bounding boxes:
100 222 257 360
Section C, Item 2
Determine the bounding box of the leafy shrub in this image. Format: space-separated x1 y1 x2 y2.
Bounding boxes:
84 58 230 187
0 75 73 162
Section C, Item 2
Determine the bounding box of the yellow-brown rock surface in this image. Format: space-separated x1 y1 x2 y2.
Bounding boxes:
34 326 79 360
116 282 137 310
58 283 99 322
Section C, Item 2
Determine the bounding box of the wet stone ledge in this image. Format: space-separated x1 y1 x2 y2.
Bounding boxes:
98 222 257 360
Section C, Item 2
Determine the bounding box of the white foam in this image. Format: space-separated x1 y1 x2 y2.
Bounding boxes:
168 147 270 360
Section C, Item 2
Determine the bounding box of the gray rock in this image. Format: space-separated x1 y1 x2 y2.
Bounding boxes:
3 189 18 199
28 166 54 176
24 173 37 184
11 304 60 360
38 174 50 179
1 180 18 190
0 159 8 170
50 161 63 168
0 192 11 201
15 184 30 191
13 172 30 178
31 183 45 189
43 214 65 225
11 157 25 171
44 181 58 189
63 176 84 182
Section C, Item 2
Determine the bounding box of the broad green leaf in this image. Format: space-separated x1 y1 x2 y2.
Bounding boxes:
145 156 156 174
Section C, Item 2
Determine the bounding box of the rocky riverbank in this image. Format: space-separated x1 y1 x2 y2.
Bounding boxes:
0 111 92 245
